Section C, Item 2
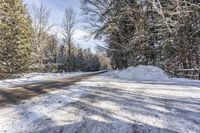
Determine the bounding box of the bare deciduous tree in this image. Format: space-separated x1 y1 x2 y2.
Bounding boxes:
31 3 56 64
63 7 76 71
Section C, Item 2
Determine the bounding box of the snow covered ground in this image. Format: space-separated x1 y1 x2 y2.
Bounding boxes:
0 67 200 133
0 72 91 88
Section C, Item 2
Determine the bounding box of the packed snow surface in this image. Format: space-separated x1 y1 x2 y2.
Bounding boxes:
0 68 200 133
0 73 200 133
118 65 169 81
0 72 89 88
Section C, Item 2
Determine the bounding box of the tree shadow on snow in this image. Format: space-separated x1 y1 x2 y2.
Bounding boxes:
35 118 178 133
31 84 200 133
1 74 200 133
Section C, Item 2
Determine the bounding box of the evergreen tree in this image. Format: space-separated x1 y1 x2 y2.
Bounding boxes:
0 0 32 76
81 0 200 71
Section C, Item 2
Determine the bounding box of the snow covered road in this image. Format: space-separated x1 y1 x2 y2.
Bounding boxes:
0 73 200 133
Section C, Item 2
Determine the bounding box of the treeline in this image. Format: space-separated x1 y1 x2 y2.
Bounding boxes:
81 0 200 72
0 0 110 78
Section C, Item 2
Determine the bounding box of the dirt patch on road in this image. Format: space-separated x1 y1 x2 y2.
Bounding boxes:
0 72 106 107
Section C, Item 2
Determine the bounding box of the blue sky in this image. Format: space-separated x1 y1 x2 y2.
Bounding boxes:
24 0 81 25
23 0 104 51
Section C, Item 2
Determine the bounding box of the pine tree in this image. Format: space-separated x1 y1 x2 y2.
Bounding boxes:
81 0 200 71
0 0 32 76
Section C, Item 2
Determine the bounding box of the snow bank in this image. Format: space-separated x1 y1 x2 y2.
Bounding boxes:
101 66 200 87
118 65 169 81
101 65 170 81
21 72 85 80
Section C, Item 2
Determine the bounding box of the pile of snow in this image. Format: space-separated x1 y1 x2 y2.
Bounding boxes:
118 65 169 81
102 66 200 87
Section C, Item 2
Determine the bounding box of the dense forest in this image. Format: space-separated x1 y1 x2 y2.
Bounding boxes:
0 0 110 78
81 0 200 72
0 0 200 79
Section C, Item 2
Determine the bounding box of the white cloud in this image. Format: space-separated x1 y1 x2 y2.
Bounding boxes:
24 0 40 6
73 29 105 51
49 26 104 51
73 29 89 41
49 26 64 38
